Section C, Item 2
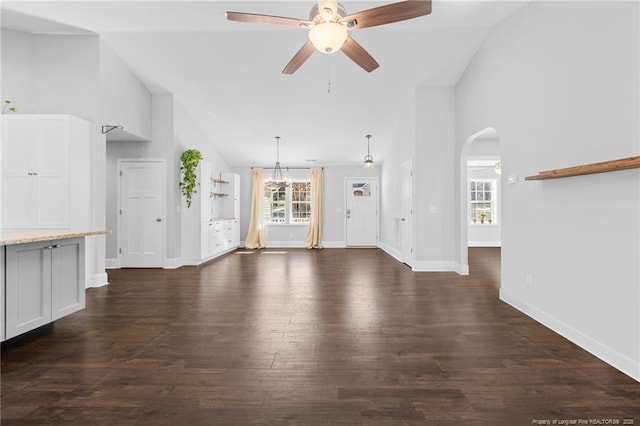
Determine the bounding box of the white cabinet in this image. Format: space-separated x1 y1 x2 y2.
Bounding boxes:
1 115 93 229
4 238 85 340
182 167 241 265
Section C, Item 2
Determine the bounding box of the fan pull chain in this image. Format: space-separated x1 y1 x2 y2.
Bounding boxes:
327 65 331 94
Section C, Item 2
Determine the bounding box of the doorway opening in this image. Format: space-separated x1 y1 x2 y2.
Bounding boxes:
459 128 502 276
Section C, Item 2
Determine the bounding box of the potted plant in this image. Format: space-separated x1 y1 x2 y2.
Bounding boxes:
179 149 202 208
479 213 486 224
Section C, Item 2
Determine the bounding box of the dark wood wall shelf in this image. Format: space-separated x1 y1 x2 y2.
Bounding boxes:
525 156 640 181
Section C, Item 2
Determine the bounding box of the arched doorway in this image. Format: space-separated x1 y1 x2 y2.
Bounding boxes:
458 127 501 274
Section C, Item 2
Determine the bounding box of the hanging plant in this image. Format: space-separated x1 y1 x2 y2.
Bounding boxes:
179 149 202 208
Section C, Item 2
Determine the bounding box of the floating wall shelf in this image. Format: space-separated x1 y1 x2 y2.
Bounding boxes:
525 155 640 181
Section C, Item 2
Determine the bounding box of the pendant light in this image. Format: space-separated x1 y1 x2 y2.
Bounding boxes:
265 136 291 189
363 134 374 168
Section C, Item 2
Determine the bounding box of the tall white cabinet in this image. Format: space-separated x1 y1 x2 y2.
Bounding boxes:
1 115 93 230
181 165 240 266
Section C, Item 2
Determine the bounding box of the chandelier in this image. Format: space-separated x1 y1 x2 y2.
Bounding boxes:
265 136 291 189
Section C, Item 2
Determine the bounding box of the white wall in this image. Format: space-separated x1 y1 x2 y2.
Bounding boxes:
233 165 379 247
1 29 34 110
380 95 416 255
99 40 151 140
1 29 100 121
414 86 457 271
105 94 181 264
456 1 639 380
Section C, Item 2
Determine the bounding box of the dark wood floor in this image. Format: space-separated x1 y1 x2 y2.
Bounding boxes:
2 248 639 425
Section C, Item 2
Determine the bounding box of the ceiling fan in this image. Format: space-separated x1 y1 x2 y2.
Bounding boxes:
226 0 432 74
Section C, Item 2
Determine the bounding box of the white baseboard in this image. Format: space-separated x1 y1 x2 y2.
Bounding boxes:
378 243 468 276
455 263 469 275
378 242 404 263
469 241 501 247
86 272 109 288
266 241 307 248
500 289 640 383
322 241 346 248
411 261 458 272
182 247 238 266
105 258 119 269
163 257 183 269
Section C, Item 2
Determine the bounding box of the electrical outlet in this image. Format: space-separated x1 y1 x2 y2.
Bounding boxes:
525 274 533 286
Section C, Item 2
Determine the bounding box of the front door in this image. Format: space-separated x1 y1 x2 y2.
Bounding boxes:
119 160 164 268
346 178 378 247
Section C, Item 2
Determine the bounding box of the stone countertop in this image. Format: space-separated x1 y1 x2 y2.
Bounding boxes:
0 229 110 246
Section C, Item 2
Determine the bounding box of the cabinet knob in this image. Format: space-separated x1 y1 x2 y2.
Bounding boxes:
156 218 162 222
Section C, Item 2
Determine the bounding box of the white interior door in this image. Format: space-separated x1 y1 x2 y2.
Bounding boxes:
400 160 414 264
119 161 164 268
346 178 378 247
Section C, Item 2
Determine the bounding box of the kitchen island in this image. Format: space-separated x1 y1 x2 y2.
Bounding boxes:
1 229 109 342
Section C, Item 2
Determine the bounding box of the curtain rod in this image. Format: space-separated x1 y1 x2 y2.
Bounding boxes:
252 167 323 170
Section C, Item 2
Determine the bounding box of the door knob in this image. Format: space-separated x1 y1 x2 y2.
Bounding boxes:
401 218 406 222
156 218 162 222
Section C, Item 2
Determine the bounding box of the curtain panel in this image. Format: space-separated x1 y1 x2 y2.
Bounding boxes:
305 167 323 249
245 168 265 249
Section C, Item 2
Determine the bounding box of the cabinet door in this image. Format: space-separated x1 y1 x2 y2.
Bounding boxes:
1 115 71 229
2 116 37 227
51 238 85 320
5 241 52 339
210 221 224 255
36 117 70 228
231 220 240 247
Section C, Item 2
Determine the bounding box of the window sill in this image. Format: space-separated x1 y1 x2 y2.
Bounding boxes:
469 223 499 226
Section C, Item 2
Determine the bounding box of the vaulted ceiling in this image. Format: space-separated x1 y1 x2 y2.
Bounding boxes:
1 1 528 166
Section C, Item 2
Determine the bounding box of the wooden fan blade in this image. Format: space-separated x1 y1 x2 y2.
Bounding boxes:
343 0 432 30
341 36 380 73
226 12 311 29
282 41 316 74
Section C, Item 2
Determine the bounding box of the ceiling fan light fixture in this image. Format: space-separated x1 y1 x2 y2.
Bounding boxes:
309 21 348 54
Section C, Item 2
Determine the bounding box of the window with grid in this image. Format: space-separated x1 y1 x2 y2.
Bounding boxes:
470 179 496 224
290 181 311 223
264 180 311 224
